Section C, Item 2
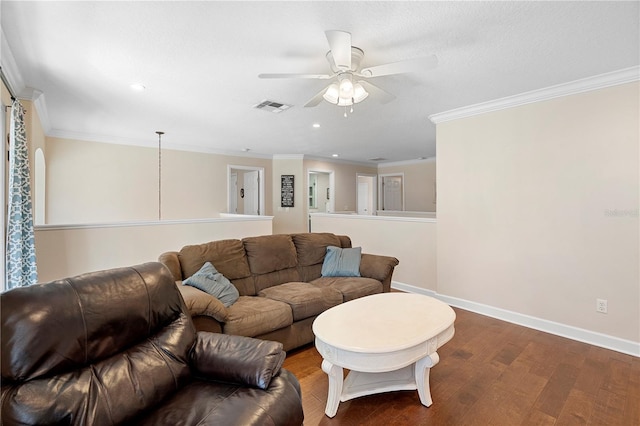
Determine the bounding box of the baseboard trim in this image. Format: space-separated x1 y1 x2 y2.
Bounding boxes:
391 281 640 358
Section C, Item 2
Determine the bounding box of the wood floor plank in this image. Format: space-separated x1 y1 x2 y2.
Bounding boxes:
282 307 640 425
555 388 595 425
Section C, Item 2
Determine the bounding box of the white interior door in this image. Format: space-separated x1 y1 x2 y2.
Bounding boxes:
357 174 376 215
382 175 403 211
243 170 259 215
357 182 368 214
229 173 238 213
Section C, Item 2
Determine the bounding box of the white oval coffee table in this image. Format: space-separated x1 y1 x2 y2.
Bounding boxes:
312 292 456 418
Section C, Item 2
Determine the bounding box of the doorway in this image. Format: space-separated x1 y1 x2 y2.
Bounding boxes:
227 165 265 215
356 173 376 215
307 169 334 213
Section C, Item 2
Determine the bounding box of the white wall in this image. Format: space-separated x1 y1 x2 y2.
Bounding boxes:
436 82 639 350
34 217 273 282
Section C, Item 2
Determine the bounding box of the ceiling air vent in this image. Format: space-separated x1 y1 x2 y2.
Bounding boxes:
368 157 387 162
254 100 292 113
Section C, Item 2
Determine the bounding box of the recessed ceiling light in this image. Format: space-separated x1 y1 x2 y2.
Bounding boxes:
312 123 320 128
130 83 146 91
332 154 339 157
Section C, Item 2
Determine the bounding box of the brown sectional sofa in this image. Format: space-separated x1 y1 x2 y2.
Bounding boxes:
159 232 399 351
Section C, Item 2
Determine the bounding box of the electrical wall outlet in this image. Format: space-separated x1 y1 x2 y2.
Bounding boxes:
596 298 608 314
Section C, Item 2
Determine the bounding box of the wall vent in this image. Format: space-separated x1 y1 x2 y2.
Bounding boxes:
254 100 292 113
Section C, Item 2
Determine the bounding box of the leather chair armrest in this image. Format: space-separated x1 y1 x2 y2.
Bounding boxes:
158 251 182 281
189 332 286 390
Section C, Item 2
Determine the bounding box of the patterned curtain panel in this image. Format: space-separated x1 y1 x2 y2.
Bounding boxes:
6 99 37 288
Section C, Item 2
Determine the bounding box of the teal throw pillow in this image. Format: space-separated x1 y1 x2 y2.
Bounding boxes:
184 262 239 307
321 246 362 277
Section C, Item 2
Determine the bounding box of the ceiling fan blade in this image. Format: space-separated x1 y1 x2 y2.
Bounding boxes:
303 86 330 107
258 73 334 79
359 80 396 104
325 30 352 71
359 54 438 78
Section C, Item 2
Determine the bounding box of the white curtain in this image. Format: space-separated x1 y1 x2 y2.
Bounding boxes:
6 99 37 288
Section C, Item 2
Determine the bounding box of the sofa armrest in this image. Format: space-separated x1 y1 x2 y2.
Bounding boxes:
360 253 400 292
176 284 229 322
189 332 286 390
158 251 182 281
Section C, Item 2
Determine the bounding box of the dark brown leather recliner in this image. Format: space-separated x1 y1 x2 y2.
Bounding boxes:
1 262 304 426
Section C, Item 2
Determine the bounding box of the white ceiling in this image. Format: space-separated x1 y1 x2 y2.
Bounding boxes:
1 1 638 164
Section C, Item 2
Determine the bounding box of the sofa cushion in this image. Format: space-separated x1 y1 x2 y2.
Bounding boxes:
292 233 342 266
243 234 299 275
223 296 293 338
253 268 301 294
311 276 383 302
258 282 343 321
184 262 239 307
321 246 362 277
179 239 252 281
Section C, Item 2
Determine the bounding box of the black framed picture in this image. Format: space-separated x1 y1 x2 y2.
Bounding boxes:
281 175 294 207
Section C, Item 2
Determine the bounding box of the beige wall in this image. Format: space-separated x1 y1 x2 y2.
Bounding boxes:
379 159 437 212
35 217 273 282
437 82 639 343
272 157 306 234
311 213 437 292
45 137 272 224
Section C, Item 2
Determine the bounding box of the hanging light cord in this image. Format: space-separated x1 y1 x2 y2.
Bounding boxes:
156 131 164 221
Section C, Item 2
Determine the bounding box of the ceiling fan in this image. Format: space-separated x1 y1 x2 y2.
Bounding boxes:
259 30 438 111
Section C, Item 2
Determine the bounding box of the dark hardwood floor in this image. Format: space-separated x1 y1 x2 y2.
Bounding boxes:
283 307 640 425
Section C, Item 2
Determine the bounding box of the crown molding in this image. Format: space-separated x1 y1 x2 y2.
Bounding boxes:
31 91 51 133
19 88 52 133
429 66 640 124
378 157 436 168
47 129 273 159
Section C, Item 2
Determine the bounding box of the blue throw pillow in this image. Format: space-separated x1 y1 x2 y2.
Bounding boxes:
183 262 239 307
321 246 362 277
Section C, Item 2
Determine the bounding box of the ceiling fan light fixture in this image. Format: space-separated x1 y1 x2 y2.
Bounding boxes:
337 97 353 107
323 83 340 104
352 82 368 103
338 77 354 99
